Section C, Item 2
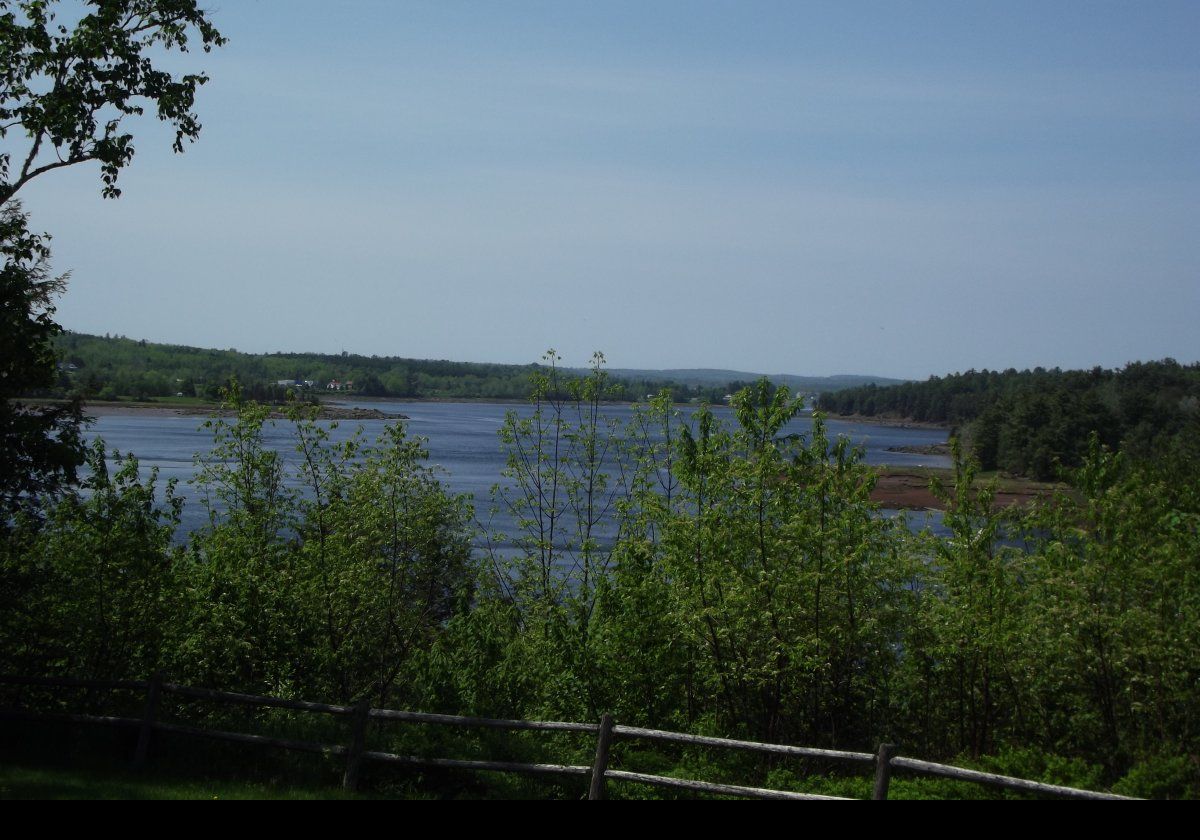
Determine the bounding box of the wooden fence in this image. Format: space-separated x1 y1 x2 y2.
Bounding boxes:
0 674 1134 800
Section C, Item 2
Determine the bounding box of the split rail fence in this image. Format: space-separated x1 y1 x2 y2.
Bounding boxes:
0 674 1133 800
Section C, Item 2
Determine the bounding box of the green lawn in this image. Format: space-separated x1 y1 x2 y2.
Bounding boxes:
0 724 383 800
0 762 369 800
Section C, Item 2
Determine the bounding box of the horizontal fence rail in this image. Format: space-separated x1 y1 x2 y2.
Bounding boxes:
889 757 1131 801
603 770 852 801
0 674 1137 800
162 683 355 716
611 724 876 764
0 675 149 691
154 721 349 756
363 752 592 778
0 709 142 729
368 708 599 734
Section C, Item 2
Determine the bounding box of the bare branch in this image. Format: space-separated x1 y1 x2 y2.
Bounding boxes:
2 154 90 204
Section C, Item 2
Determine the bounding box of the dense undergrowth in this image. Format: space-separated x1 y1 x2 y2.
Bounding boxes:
2 362 1197 799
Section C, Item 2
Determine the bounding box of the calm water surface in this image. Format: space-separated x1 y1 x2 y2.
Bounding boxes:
85 400 950 541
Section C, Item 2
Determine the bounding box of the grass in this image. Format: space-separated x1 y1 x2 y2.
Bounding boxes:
0 722 378 800
0 719 583 800
0 762 366 800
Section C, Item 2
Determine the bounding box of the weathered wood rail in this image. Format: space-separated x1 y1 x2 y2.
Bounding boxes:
0 674 1134 800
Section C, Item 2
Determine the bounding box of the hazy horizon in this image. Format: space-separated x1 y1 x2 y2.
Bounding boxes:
13 2 1199 380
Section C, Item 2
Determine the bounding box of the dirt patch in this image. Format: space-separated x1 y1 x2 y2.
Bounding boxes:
885 443 952 456
870 472 1052 511
826 412 951 430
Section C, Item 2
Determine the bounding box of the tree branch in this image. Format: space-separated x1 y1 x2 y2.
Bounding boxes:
17 130 45 183
4 153 97 203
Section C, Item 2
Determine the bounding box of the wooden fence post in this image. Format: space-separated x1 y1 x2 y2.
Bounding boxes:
133 671 162 769
343 699 371 792
588 714 615 800
873 743 898 800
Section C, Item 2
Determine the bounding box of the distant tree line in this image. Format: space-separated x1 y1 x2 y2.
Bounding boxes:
46 333 749 405
818 360 1200 479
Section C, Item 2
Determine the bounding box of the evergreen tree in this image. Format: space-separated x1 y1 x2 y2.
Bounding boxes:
0 204 83 519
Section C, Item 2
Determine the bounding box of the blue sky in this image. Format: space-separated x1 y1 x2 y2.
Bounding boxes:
15 1 1200 379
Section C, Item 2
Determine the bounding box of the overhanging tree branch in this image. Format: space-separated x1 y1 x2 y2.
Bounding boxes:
0 0 226 203
0 1 224 516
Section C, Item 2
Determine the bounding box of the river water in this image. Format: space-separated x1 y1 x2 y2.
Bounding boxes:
85 400 951 542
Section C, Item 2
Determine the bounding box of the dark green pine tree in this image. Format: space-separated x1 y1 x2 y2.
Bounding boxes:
0 204 84 520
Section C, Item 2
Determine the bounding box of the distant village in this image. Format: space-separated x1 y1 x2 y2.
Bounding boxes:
276 379 355 392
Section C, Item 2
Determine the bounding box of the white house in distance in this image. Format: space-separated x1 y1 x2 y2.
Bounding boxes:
275 378 354 391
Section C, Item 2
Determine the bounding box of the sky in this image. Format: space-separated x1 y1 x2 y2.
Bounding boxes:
12 1 1200 380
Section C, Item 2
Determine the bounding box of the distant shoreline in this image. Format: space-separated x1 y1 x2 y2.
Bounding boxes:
38 399 954 430
52 401 410 422
820 412 952 430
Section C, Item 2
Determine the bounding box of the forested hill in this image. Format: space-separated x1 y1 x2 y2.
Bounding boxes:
50 332 871 405
596 367 905 392
818 360 1200 479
